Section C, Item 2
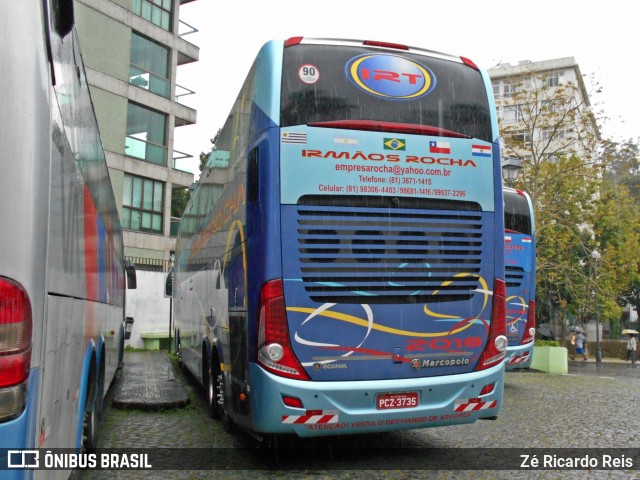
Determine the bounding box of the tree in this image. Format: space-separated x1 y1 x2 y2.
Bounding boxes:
498 68 601 203
602 138 640 204
595 151 640 333
531 155 599 334
497 68 602 336
171 187 190 218
499 67 640 338
199 150 208 173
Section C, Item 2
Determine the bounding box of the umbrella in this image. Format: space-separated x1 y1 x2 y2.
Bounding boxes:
569 325 584 333
537 324 554 339
622 329 639 335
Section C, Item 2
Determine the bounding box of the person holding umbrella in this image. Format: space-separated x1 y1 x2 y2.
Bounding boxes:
575 329 588 362
569 326 588 361
623 330 638 366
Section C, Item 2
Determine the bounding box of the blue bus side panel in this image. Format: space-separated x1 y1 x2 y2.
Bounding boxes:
505 232 535 369
252 40 283 129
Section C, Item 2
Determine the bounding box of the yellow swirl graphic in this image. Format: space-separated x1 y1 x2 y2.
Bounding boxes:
506 295 527 326
424 273 490 320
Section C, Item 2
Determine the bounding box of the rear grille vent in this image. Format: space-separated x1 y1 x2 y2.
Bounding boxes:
505 266 525 288
291 205 486 304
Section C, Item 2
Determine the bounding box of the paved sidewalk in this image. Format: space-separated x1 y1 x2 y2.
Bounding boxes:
112 350 189 410
568 356 629 365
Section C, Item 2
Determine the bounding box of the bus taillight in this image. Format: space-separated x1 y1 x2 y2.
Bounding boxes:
256 279 309 380
363 40 409 51
461 57 480 70
0 277 32 421
284 37 304 47
520 300 536 345
476 279 508 371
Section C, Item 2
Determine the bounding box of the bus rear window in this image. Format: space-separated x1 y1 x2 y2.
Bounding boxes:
281 44 492 142
504 191 532 235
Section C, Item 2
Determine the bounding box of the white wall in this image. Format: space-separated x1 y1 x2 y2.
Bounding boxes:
125 270 172 349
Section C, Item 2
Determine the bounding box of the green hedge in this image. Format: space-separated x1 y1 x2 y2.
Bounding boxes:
563 339 630 359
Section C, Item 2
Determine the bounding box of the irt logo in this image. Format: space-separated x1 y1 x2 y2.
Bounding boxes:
346 54 436 100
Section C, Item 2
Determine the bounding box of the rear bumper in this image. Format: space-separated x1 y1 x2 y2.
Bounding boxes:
505 343 533 370
248 362 504 437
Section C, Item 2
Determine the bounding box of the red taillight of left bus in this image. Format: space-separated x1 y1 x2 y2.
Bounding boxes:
0 277 32 421
520 300 536 345
256 279 309 380
475 279 508 371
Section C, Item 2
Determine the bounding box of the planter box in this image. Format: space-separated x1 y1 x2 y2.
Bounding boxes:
140 332 170 351
531 346 568 374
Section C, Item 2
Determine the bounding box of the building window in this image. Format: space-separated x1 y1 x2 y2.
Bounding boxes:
132 0 172 31
503 82 516 98
491 81 500 97
546 71 562 87
542 128 565 140
507 130 531 146
125 102 167 166
501 105 523 124
122 174 164 233
129 32 170 98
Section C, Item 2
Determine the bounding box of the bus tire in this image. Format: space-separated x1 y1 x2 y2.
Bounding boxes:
213 360 235 433
83 403 98 452
118 326 125 368
221 399 235 435
176 332 183 369
96 347 106 413
82 380 98 451
204 352 220 419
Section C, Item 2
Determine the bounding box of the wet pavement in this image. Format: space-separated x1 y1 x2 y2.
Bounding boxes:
568 358 640 384
112 351 189 410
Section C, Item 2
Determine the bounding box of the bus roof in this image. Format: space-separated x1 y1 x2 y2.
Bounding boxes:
285 37 469 66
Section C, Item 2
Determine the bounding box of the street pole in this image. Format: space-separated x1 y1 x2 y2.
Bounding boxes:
592 249 602 364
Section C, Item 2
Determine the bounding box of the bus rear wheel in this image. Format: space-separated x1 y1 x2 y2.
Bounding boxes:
176 335 183 370
216 371 235 434
207 358 222 419
82 391 98 451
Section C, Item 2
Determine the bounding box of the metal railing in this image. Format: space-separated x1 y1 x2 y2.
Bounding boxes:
175 83 195 105
178 19 198 37
172 149 194 173
126 256 172 272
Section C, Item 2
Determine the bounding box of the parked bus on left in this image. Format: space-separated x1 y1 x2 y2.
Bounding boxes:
0 1 135 477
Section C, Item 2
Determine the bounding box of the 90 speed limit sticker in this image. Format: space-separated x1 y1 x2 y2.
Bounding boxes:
298 64 320 84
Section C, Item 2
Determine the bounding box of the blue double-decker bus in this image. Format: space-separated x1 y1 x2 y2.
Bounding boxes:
173 37 507 439
503 187 536 370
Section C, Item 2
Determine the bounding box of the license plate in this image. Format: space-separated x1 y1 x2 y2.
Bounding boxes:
376 392 419 410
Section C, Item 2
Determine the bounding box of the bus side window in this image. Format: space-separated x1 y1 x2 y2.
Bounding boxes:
247 146 259 204
227 233 246 308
